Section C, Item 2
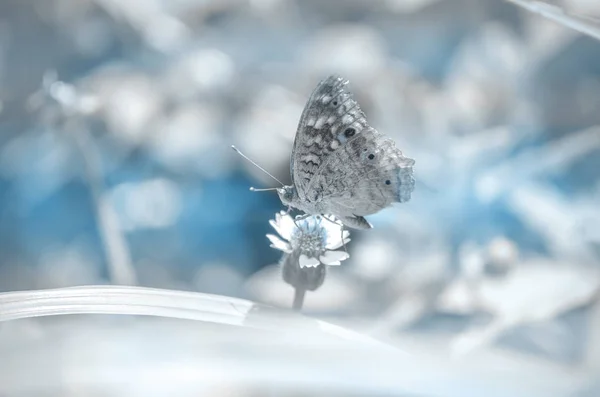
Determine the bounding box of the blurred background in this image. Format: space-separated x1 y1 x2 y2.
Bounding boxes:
1 0 600 394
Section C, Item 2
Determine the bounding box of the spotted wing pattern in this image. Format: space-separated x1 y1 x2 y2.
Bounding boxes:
309 127 415 216
291 76 368 200
290 75 415 223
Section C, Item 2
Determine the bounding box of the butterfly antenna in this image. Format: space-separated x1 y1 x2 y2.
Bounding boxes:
231 145 285 187
250 187 278 192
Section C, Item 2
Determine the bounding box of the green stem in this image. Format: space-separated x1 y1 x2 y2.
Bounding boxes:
292 287 306 311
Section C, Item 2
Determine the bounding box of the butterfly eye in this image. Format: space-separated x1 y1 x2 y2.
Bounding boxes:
368 154 375 160
344 128 356 138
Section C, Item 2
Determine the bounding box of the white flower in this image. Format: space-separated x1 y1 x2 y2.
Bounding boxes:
267 211 351 268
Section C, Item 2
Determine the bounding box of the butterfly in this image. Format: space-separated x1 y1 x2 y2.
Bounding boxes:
277 76 415 229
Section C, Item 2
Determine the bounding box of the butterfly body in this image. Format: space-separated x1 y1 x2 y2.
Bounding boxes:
278 76 415 229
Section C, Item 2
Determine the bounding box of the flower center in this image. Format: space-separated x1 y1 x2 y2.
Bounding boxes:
291 222 326 257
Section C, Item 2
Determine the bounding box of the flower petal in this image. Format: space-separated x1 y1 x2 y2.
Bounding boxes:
299 254 320 268
275 212 295 241
319 250 349 265
266 234 292 253
269 219 285 239
326 230 351 250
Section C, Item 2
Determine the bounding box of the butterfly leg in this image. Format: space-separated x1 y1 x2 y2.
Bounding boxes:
285 206 302 228
292 213 311 228
339 215 372 230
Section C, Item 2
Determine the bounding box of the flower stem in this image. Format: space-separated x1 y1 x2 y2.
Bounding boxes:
292 287 306 311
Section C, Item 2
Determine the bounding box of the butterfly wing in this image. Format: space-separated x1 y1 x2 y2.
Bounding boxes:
311 128 415 218
291 76 415 223
291 76 369 201
292 76 415 218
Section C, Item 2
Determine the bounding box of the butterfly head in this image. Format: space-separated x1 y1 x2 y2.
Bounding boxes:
277 185 296 206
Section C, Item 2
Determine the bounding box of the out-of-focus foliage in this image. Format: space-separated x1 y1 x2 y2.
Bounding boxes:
1 0 600 395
